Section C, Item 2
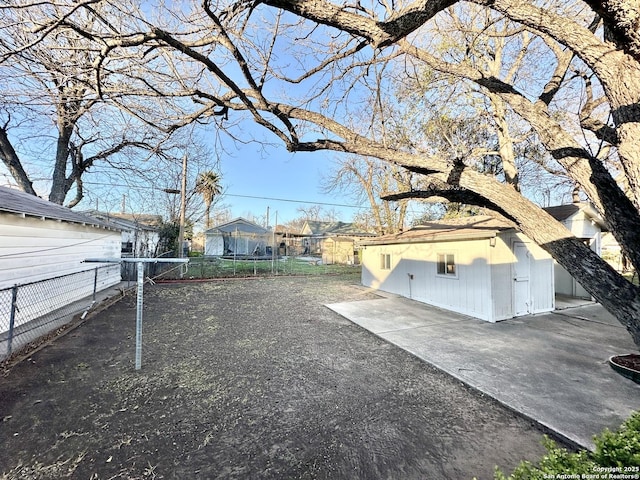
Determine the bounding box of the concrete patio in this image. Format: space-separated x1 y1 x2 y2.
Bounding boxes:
327 291 640 450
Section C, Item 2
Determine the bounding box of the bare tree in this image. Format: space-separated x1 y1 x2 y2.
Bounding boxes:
0 1 194 206
323 155 412 234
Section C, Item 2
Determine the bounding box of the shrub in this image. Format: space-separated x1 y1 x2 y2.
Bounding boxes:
494 411 640 479
592 411 640 467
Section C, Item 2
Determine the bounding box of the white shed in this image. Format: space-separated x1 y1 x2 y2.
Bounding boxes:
204 217 271 257
360 216 555 322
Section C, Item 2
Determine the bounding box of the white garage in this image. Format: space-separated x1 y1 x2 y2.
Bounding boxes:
360 216 555 322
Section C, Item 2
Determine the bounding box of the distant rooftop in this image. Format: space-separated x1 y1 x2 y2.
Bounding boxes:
83 210 162 231
302 220 375 237
0 186 114 229
543 202 607 230
543 203 582 221
205 217 269 235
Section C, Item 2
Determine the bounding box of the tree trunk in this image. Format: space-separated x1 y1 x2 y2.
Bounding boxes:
49 126 72 205
488 93 519 188
0 127 36 196
48 124 73 205
611 104 640 209
204 202 211 230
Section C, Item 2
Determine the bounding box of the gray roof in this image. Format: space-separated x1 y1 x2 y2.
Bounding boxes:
303 221 375 237
360 215 513 246
83 210 160 232
543 202 608 230
0 186 115 229
205 217 269 235
543 204 581 221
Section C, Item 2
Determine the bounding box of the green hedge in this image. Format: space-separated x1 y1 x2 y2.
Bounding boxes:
494 411 640 479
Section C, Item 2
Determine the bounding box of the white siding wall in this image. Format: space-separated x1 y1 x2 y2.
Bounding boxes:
361 239 493 321
205 234 224 256
563 213 601 242
362 232 555 323
121 229 160 257
0 213 121 289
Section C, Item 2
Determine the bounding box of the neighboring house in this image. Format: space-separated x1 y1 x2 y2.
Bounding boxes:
300 221 375 264
360 215 555 322
273 225 295 256
0 186 122 343
544 202 607 299
191 232 206 254
84 211 162 258
204 218 271 256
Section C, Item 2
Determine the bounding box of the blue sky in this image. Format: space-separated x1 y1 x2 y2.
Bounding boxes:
217 140 363 224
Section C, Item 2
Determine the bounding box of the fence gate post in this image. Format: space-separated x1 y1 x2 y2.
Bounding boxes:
7 285 18 356
135 261 144 370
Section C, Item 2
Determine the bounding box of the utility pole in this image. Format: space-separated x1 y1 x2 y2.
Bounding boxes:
177 154 187 258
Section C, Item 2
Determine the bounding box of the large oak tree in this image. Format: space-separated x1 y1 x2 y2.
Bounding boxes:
216 0 640 347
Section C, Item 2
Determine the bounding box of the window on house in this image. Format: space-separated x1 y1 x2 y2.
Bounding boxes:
380 253 391 270
437 253 456 276
122 242 133 254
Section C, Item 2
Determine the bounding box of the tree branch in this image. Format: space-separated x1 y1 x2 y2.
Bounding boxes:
0 123 36 195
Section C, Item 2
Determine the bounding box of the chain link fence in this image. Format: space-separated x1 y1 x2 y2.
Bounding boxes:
0 265 120 361
157 255 361 280
0 257 357 362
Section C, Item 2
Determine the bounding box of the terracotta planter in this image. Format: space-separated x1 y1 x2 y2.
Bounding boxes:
609 354 640 384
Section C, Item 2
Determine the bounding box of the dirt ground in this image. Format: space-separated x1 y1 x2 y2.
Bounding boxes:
0 274 563 479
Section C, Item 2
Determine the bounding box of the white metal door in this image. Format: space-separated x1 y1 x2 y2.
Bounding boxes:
513 242 531 316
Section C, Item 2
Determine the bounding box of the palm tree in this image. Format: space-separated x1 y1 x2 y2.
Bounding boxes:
195 171 222 229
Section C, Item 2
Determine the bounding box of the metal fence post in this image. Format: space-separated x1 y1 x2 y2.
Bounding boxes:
93 267 98 302
7 285 18 356
135 261 144 370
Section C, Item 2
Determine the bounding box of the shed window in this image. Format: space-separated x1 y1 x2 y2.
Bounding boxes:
437 253 456 276
380 253 391 270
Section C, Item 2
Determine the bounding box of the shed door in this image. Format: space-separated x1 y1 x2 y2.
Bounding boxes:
206 235 224 256
513 242 530 316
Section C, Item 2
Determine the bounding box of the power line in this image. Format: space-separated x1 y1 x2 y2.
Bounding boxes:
82 181 366 210
225 193 365 210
